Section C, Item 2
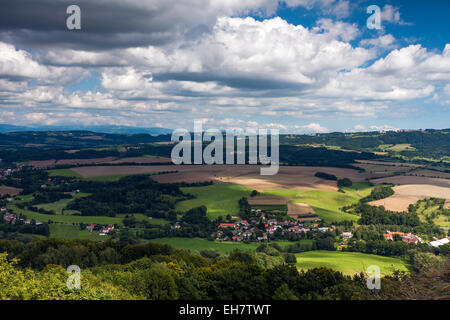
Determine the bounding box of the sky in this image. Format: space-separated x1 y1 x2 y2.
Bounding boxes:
0 0 449 133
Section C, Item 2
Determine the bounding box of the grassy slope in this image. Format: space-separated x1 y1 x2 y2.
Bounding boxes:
150 237 311 255
295 251 409 275
35 192 90 214
263 182 373 223
416 201 450 228
175 182 372 222
176 183 252 219
47 169 83 178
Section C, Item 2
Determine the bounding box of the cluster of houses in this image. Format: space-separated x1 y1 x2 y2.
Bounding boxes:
383 231 422 244
212 211 337 242
0 166 22 179
86 223 115 236
1 206 43 226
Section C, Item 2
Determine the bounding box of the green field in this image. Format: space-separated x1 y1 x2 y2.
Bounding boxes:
415 200 450 228
149 237 304 254
295 251 409 275
35 192 90 214
12 194 34 204
176 183 253 219
6 204 148 226
49 224 111 241
47 169 83 178
263 183 373 223
387 144 416 152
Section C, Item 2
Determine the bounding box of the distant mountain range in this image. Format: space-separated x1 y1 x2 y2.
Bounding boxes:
0 123 173 136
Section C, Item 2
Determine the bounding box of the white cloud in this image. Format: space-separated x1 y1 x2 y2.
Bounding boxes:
301 123 328 133
0 11 449 131
381 5 411 26
360 34 396 50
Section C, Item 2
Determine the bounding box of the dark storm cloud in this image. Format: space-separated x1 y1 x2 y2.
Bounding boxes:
0 0 218 50
154 72 305 91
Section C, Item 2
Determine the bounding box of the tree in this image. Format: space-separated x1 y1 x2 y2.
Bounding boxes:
284 253 297 264
273 283 299 300
337 178 352 188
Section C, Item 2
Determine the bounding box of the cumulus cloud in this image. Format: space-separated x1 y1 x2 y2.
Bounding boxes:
301 122 328 133
0 3 448 131
360 34 396 50
381 5 411 26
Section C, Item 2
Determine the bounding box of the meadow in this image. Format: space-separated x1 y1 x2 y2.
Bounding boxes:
35 192 90 214
175 183 252 219
149 237 310 254
174 182 373 223
295 251 409 275
263 183 374 223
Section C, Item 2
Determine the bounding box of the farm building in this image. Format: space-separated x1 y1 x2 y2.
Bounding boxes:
428 238 450 248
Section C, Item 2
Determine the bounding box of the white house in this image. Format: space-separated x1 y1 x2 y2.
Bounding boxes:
341 232 352 239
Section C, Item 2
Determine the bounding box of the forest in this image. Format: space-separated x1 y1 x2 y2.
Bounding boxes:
0 238 448 300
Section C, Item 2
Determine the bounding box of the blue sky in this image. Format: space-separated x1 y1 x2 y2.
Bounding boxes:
0 0 448 132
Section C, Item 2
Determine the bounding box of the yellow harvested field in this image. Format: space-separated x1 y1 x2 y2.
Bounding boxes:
288 202 316 218
71 164 374 191
369 184 450 212
154 165 372 191
444 200 450 209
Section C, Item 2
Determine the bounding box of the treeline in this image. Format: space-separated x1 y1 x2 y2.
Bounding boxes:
360 185 395 203
357 203 421 226
279 146 377 167
314 172 337 181
67 175 188 217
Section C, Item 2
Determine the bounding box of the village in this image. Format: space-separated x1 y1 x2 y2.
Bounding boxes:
1 205 43 227
212 207 338 242
210 207 450 248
